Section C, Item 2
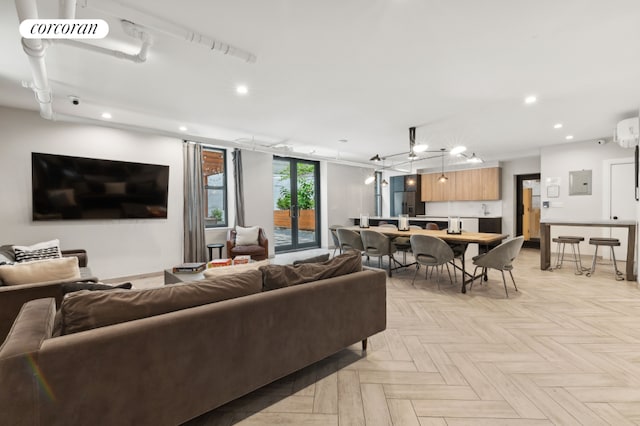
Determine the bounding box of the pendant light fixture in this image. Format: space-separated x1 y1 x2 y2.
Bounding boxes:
438 148 448 183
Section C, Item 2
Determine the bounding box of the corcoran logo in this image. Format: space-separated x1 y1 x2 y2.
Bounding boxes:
19 19 109 39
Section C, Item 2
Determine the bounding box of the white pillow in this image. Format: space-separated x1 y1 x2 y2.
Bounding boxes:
235 226 260 246
203 259 270 278
0 257 80 286
13 239 62 263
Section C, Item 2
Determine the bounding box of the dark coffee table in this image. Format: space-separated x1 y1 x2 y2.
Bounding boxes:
164 269 206 285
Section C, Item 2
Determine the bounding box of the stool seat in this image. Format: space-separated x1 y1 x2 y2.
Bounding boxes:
553 237 583 244
588 238 621 247
558 235 585 241
586 238 623 280
552 235 586 274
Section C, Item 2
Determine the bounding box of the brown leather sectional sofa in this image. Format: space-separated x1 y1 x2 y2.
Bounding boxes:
0 267 387 425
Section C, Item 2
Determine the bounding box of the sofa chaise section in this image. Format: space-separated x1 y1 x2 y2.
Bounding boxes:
0 268 387 426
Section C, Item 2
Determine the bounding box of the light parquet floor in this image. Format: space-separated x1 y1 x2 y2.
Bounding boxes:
173 248 640 425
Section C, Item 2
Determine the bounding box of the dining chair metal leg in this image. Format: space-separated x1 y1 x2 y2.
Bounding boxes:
508 270 518 292
470 265 481 290
412 264 420 286
446 264 453 285
501 270 509 298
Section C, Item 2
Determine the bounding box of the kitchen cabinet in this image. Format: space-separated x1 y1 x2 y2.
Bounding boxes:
421 167 501 201
421 171 457 202
390 175 425 216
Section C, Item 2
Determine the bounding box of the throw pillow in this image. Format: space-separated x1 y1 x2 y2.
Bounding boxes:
0 245 15 264
13 239 62 263
203 259 270 278
60 269 262 335
236 226 259 246
292 253 330 266
261 250 362 291
61 281 133 296
0 257 80 286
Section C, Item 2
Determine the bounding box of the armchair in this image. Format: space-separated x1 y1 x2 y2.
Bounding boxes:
226 227 269 261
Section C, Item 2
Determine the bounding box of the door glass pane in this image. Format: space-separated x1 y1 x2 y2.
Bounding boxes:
273 159 292 248
296 162 317 245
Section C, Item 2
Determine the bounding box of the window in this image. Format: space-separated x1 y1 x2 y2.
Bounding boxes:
202 147 227 228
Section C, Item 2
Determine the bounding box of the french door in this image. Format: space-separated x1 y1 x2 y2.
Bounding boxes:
273 157 320 252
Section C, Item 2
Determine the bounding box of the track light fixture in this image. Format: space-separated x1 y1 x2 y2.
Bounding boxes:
368 127 472 168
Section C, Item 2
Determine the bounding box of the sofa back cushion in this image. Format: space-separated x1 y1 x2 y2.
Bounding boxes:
0 257 80 286
60 269 262 335
261 251 362 291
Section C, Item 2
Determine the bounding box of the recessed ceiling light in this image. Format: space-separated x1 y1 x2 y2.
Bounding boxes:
566 135 574 140
236 85 248 95
450 146 467 155
101 112 112 119
179 125 188 131
524 95 537 104
553 123 563 129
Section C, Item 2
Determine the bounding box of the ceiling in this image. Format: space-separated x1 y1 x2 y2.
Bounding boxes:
2 0 640 169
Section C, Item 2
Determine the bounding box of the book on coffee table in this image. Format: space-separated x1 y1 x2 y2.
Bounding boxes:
172 262 206 273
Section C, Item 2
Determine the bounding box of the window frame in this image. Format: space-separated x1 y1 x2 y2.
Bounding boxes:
202 146 228 228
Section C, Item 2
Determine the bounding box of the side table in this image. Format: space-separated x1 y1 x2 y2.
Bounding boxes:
207 243 224 261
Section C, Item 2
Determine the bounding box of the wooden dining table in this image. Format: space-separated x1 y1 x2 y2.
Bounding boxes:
343 226 508 293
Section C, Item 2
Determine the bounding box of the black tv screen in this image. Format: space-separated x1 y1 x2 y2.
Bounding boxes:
32 152 169 220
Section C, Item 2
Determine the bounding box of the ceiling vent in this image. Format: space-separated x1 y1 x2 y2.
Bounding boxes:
614 117 640 148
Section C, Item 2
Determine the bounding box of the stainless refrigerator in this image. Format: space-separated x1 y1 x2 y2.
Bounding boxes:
393 191 416 216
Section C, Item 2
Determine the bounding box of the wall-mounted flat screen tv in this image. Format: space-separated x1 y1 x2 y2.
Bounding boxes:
32 152 169 220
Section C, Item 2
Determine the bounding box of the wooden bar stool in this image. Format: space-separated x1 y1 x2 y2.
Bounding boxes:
586 237 624 280
552 236 586 274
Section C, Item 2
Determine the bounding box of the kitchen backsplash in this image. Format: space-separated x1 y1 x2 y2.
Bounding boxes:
422 200 502 217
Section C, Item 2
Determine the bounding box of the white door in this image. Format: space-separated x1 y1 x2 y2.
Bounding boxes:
609 161 636 259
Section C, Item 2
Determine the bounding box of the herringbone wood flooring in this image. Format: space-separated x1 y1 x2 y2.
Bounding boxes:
180 248 640 425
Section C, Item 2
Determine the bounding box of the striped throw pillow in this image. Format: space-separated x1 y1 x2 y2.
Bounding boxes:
13 239 62 263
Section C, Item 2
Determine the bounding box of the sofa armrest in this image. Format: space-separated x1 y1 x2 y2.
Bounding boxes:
0 298 56 426
62 249 88 267
0 272 97 344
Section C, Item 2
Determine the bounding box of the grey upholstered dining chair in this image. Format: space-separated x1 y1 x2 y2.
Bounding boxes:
329 225 343 257
409 235 455 288
336 228 364 253
393 225 423 263
360 229 397 276
470 236 524 298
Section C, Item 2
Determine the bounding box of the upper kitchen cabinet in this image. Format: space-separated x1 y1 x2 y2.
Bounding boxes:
421 171 457 202
421 167 501 201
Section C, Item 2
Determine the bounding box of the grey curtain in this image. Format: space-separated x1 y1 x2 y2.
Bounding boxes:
183 141 206 263
233 148 245 227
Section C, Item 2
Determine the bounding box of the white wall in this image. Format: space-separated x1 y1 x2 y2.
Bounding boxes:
541 139 635 255
240 150 275 257
0 107 183 279
326 162 376 237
